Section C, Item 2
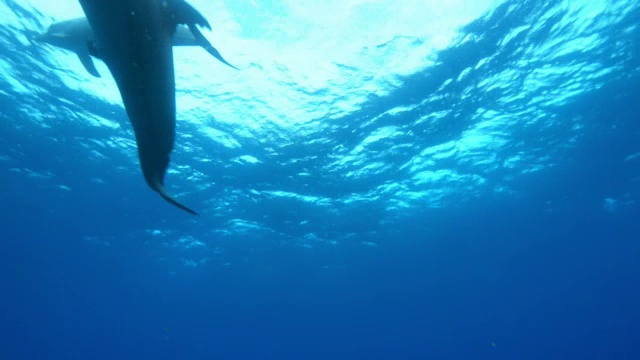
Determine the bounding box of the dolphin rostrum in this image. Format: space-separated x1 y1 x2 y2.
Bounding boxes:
77 0 225 215
38 16 237 78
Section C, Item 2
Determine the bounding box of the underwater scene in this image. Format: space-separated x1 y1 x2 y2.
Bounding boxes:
1 0 639 358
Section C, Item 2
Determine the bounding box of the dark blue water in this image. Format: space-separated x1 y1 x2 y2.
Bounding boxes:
1 0 639 359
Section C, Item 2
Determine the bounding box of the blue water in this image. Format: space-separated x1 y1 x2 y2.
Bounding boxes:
1 0 639 358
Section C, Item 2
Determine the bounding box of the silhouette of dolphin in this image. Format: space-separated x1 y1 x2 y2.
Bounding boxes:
38 17 237 78
77 0 224 215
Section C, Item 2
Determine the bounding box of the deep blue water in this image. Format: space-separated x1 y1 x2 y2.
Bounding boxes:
1 0 640 359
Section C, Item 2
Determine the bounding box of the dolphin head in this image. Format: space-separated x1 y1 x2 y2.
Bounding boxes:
37 18 95 53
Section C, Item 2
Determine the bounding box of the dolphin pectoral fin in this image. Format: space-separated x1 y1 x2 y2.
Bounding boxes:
151 180 199 215
188 24 239 70
77 52 101 77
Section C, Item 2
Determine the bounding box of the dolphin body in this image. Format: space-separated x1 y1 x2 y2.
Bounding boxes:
77 0 221 215
38 16 237 78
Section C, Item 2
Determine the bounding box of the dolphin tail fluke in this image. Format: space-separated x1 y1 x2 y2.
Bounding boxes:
171 0 211 30
152 180 199 215
170 1 238 70
188 24 239 70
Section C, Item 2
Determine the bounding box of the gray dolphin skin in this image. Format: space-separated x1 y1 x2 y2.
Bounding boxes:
77 0 222 215
38 16 237 77
37 18 101 77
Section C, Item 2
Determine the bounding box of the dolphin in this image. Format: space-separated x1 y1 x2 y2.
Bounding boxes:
77 0 223 215
38 16 237 78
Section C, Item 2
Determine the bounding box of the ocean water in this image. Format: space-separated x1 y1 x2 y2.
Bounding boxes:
1 0 639 358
